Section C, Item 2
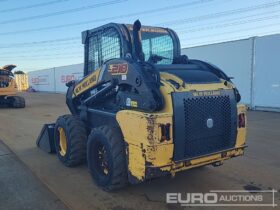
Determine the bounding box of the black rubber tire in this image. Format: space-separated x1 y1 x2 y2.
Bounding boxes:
12 96 25 108
87 126 127 191
54 114 87 167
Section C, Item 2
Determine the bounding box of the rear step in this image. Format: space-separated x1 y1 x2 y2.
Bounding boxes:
36 123 56 153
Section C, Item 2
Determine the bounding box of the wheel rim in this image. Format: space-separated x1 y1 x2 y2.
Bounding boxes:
97 144 109 176
58 127 67 156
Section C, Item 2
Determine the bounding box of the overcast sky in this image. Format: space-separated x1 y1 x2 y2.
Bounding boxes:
0 0 279 71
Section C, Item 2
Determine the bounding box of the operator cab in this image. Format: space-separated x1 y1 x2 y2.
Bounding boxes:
82 21 232 81
82 20 180 75
82 20 238 99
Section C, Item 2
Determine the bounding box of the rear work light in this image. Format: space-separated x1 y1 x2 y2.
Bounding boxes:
238 113 246 128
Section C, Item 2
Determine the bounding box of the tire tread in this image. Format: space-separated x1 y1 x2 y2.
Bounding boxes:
55 114 87 167
88 125 127 191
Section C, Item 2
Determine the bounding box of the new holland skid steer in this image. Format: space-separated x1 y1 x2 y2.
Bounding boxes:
0 64 25 108
37 20 247 191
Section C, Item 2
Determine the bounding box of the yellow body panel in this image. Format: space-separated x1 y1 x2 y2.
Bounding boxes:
145 143 174 166
117 110 173 145
73 69 100 97
117 74 247 182
161 147 244 174
127 144 146 180
0 75 18 96
116 111 173 180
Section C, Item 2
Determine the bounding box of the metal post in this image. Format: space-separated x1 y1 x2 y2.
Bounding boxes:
250 37 256 109
53 67 56 93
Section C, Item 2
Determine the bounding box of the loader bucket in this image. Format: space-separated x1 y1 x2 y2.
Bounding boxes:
36 123 56 153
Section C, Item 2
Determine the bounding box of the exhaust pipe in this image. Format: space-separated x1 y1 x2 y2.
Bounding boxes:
132 20 145 62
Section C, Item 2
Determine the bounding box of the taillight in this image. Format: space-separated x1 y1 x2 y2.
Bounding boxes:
238 113 246 128
159 123 171 142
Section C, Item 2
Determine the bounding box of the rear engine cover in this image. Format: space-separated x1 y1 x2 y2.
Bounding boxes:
172 89 237 161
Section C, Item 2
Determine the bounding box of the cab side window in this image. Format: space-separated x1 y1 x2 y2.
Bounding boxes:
101 28 121 64
87 27 121 74
88 34 99 73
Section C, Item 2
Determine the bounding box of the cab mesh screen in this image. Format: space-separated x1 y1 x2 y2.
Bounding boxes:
88 27 121 72
142 33 174 64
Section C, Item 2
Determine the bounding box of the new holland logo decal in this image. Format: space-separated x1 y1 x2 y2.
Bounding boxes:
192 90 221 97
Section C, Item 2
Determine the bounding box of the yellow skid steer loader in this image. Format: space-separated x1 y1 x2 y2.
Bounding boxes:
37 20 247 191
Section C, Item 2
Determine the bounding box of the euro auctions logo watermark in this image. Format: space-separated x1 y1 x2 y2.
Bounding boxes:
166 189 278 207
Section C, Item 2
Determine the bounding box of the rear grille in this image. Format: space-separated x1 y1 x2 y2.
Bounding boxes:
172 90 237 161
184 96 232 157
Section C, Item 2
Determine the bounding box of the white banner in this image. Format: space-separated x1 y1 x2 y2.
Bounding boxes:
28 64 83 93
54 64 83 92
28 68 55 92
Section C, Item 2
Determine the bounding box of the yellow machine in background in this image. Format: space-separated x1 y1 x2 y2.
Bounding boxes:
0 65 25 108
37 20 247 191
15 74 29 91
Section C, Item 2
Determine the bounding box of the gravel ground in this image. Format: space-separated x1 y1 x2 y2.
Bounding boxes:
0 140 67 210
